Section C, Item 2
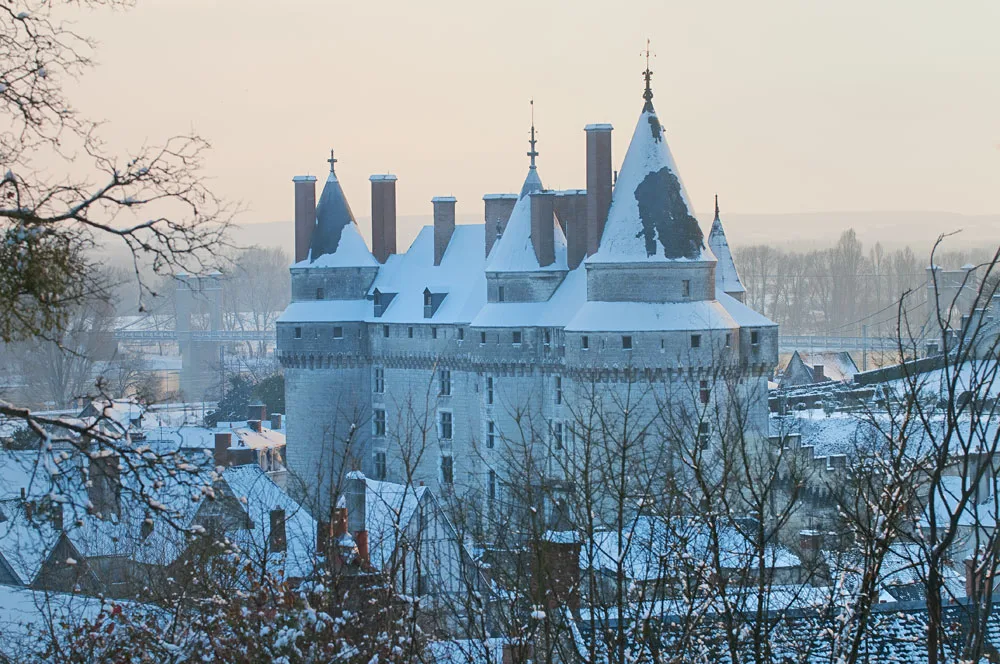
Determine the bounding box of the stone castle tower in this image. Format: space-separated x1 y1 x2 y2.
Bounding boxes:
276 71 778 517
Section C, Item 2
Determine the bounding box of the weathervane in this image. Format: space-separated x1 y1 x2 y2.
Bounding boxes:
327 149 337 174
527 99 539 169
642 38 655 109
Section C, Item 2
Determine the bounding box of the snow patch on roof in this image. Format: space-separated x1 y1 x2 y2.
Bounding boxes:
471 267 585 328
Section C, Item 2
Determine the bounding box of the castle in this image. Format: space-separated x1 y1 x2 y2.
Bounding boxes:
276 70 779 516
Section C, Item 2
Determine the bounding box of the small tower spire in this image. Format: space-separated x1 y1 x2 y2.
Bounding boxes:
642 39 655 111
327 149 338 174
527 99 539 169
714 194 720 222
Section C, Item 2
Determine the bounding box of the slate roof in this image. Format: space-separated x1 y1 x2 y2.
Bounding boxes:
302 171 378 268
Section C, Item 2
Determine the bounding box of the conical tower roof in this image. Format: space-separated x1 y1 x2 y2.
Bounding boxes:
307 151 378 267
486 167 567 272
707 195 746 297
589 72 712 264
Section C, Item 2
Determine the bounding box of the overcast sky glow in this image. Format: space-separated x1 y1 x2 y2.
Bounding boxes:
67 0 999 230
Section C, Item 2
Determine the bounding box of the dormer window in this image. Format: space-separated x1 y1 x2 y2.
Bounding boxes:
423 288 446 318
372 288 396 318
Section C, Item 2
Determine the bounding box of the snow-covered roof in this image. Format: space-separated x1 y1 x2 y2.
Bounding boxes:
485 171 568 273
0 501 63 585
588 98 714 264
716 291 777 328
565 298 738 333
276 299 371 323
367 225 486 324
298 170 378 268
707 200 746 296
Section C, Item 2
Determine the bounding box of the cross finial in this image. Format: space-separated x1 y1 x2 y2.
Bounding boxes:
527 99 539 169
327 149 337 174
714 194 720 222
642 38 655 110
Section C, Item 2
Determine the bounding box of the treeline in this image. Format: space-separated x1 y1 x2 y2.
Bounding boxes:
734 229 995 336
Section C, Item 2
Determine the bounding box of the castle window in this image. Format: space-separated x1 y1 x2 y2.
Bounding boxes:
543 329 551 346
512 330 522 346
622 335 633 350
682 280 690 298
498 285 505 302
441 455 454 485
374 451 387 480
374 366 384 394
725 333 732 348
333 326 343 339
294 327 302 339
383 325 390 338
480 331 487 345
373 408 386 437
431 327 438 339
486 420 495 448
488 469 497 500
552 421 564 450
691 334 701 349
486 377 494 405
439 411 453 440
457 327 465 341
408 326 414 339
751 330 760 346
439 369 451 396
581 335 589 350
554 376 562 405
700 380 710 405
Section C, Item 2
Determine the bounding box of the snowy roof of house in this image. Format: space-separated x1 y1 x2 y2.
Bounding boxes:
587 94 713 265
783 351 859 383
361 478 428 572
0 500 63 585
222 464 316 579
297 169 378 268
485 169 568 273
707 199 746 296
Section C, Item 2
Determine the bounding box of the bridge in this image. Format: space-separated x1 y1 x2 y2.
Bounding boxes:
777 335 902 353
114 329 274 342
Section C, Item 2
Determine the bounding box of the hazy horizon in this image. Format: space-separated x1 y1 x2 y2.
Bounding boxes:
60 0 997 240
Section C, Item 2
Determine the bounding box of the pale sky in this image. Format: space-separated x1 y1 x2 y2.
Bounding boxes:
68 0 998 240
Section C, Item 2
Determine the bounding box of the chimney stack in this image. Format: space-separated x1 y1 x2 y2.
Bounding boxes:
432 197 457 266
214 432 232 467
584 124 613 256
270 413 283 430
247 420 263 433
529 192 556 268
293 175 318 263
247 403 267 423
88 454 121 517
484 193 518 257
812 365 826 383
269 508 287 553
555 190 588 269
346 471 367 534
370 175 398 263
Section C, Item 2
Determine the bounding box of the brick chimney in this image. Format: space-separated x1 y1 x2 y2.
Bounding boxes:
346 471 369 567
247 404 267 423
293 175 317 263
214 432 232 467
530 191 556 268
502 642 534 664
584 124 613 256
555 190 588 270
88 454 121 517
269 508 287 553
270 413 283 430
484 193 518 257
370 175 397 263
531 532 581 612
812 364 826 383
432 197 456 266
247 420 263 433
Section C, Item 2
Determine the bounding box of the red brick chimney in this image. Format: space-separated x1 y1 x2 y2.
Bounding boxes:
247 404 267 423
531 532 581 612
214 432 232 467
370 175 397 264
270 413 283 430
432 197 456 266
812 364 826 383
88 453 122 517
293 175 317 263
484 193 518 257
529 191 556 268
247 420 263 433
584 123 613 256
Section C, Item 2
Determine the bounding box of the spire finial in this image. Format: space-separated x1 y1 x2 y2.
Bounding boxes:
642 39 655 110
714 194 720 222
327 149 337 174
527 99 539 169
